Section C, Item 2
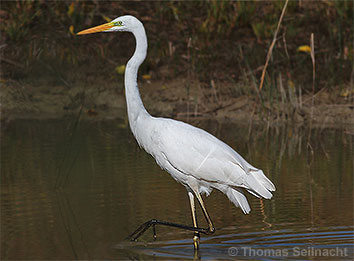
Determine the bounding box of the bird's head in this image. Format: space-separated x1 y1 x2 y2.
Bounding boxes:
77 15 140 35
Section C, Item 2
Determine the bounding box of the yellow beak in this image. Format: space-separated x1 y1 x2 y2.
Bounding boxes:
77 22 114 35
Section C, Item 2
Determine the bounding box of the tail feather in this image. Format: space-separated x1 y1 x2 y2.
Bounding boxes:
213 167 275 214
246 188 261 198
226 188 251 214
241 169 275 199
252 169 276 191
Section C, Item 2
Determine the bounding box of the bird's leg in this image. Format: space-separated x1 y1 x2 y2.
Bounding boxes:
127 219 209 241
152 223 157 240
194 191 215 234
127 191 215 242
188 191 200 250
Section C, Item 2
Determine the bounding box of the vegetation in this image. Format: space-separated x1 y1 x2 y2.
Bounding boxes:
1 1 353 123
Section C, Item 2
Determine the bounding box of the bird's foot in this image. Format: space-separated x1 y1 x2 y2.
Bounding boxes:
127 219 210 242
193 233 200 250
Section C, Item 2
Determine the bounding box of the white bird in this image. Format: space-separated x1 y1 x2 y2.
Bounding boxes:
77 15 275 249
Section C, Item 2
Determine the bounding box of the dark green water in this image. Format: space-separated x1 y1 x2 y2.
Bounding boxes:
1 118 353 260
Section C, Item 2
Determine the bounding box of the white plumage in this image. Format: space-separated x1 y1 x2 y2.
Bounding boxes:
78 15 275 244
136 117 275 214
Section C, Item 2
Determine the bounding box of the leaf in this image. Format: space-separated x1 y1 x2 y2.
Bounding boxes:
115 65 125 75
142 74 151 80
102 15 112 23
297 45 311 53
69 25 75 35
67 2 75 17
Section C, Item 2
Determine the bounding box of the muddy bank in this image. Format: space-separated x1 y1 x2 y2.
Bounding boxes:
1 78 353 130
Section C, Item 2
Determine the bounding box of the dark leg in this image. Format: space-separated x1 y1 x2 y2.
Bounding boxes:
126 190 215 243
126 219 210 241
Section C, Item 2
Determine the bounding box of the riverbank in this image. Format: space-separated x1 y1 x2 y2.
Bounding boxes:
2 77 353 130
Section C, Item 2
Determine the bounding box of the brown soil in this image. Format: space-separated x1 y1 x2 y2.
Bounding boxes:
1 78 353 130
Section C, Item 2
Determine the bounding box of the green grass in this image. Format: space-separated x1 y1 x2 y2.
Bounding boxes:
1 1 353 115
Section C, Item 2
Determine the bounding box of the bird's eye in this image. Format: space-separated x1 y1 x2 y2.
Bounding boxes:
113 21 123 26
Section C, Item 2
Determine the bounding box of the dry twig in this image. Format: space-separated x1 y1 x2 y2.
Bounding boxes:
259 0 289 91
310 33 316 120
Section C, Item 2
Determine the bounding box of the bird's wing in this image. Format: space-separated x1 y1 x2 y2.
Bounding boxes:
158 119 246 183
155 118 275 198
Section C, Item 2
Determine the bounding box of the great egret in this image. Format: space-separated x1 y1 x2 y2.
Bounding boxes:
77 15 275 250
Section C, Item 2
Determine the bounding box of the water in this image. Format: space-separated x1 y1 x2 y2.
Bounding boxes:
1 118 353 260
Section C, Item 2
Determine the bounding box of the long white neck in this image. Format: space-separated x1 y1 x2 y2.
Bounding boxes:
124 22 150 136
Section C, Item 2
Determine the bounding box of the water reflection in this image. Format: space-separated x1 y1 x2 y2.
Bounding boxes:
115 226 353 260
1 118 353 260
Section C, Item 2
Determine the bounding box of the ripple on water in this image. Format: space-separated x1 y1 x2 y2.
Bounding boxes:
115 226 354 260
